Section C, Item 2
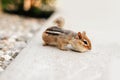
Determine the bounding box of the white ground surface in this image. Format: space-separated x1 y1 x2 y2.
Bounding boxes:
0 0 120 80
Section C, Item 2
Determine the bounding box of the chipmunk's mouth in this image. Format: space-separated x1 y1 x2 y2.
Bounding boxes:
71 48 88 53
77 46 89 52
71 44 89 52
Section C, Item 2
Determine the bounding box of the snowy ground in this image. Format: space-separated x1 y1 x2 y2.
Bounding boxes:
0 0 120 80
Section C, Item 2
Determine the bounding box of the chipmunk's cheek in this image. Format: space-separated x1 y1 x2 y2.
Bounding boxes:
72 44 88 52
78 46 88 52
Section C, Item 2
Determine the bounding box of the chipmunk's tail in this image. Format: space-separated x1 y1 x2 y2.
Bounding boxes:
53 17 65 28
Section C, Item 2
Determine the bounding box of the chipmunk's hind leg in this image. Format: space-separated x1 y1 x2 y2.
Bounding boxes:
43 42 49 46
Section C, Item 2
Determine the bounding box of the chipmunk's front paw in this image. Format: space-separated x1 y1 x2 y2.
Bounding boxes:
58 45 68 51
59 48 68 51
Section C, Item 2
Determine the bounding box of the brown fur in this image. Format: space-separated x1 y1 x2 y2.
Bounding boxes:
42 17 92 52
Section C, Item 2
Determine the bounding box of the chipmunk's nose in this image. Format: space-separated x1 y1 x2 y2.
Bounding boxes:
88 41 92 50
86 44 92 50
88 45 92 50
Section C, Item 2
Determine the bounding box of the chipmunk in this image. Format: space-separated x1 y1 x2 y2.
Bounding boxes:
42 17 92 52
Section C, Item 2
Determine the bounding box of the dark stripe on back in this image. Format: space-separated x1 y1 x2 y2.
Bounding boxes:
45 26 74 36
46 26 64 33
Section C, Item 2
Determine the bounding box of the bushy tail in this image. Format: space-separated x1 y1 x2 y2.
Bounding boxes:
53 17 65 28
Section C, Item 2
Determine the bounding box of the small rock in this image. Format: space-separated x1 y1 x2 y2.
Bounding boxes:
0 57 5 61
1 55 12 61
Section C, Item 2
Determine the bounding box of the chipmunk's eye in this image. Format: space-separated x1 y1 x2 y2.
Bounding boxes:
83 40 88 44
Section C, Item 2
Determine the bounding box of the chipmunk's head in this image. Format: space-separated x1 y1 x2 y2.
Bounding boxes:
71 31 92 52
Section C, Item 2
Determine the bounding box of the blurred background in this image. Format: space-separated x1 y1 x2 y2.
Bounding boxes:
0 0 56 18
0 0 56 72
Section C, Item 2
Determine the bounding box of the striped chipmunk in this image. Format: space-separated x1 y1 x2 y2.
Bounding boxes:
42 17 92 52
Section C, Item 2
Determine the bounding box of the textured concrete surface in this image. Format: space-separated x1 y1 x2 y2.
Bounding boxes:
0 27 120 80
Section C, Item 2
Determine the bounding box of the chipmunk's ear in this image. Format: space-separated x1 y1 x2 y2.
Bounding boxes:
77 32 82 39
